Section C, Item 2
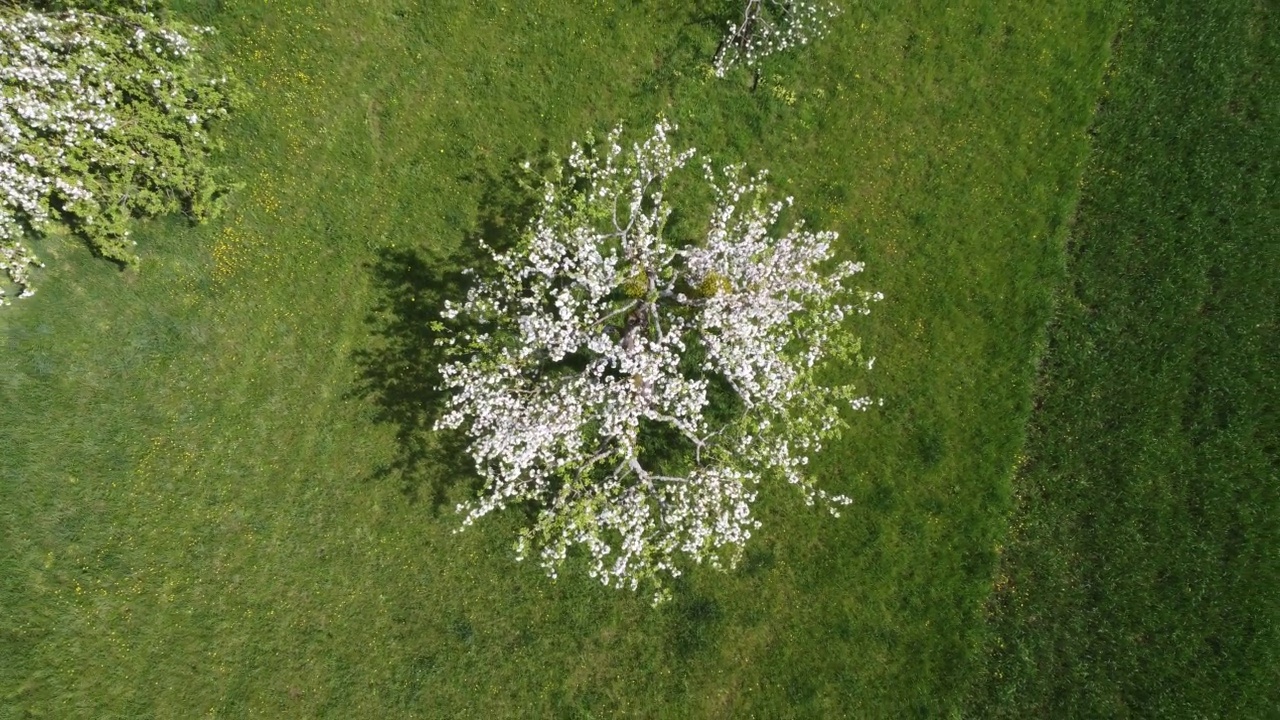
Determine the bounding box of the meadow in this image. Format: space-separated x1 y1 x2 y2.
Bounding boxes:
3 0 1263 717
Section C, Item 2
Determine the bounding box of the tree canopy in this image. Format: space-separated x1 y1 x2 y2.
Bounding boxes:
435 121 880 601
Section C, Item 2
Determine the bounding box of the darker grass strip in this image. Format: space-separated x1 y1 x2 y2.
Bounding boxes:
968 1 1280 716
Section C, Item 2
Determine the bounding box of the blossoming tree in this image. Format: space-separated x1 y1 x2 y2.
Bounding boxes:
435 121 880 602
713 0 841 78
0 1 236 304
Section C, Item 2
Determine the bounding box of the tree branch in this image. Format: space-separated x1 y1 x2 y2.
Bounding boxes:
592 299 639 328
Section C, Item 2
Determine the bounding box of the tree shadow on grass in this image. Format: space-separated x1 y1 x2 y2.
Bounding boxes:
350 160 544 511
350 245 479 510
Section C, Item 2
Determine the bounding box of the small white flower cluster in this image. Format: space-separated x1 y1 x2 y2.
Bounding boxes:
437 121 880 601
713 0 842 78
0 8 220 304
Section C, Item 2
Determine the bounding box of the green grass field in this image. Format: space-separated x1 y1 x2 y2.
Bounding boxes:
967 1 1279 716
3 0 1268 716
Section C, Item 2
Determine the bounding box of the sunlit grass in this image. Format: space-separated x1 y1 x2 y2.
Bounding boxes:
2 0 1121 716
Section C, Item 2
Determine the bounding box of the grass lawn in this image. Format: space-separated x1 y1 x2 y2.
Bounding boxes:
967 0 1279 716
2 0 1121 716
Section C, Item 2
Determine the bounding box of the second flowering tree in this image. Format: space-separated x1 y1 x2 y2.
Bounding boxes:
0 3 237 304
436 121 880 602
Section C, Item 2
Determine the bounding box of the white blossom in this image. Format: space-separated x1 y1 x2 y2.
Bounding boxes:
436 121 880 600
713 0 841 78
